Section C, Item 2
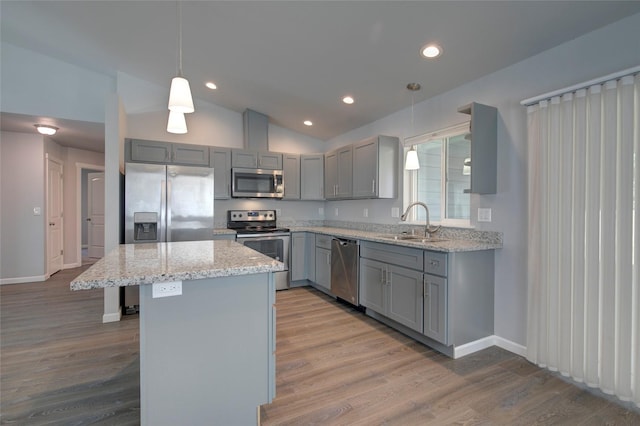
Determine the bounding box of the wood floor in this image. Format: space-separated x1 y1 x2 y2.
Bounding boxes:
2 267 639 425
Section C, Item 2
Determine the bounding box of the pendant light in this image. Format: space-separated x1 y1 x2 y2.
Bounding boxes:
168 0 194 129
405 83 421 170
167 110 188 134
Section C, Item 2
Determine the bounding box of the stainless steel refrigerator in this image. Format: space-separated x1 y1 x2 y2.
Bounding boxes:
124 162 214 311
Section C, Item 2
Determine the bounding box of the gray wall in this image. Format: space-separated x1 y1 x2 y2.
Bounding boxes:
0 132 46 281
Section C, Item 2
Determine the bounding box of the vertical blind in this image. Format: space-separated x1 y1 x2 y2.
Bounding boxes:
526 72 639 407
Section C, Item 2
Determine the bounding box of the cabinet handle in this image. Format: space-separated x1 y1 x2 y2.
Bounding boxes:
372 179 375 193
380 267 385 285
423 277 429 298
430 260 440 267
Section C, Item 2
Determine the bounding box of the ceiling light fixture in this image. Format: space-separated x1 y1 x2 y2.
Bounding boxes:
205 82 217 90
167 110 188 134
405 83 421 170
303 120 313 126
34 124 58 136
421 43 442 59
167 1 194 133
342 96 354 105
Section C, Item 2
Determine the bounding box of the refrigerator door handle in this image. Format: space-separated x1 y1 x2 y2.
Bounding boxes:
166 179 172 242
160 179 167 243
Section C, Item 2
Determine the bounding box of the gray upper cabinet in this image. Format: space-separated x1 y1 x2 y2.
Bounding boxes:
352 135 398 199
231 149 258 168
300 154 324 200
172 143 210 166
128 139 209 167
282 153 300 200
231 149 283 170
324 146 352 199
457 102 497 194
211 148 231 199
129 139 171 163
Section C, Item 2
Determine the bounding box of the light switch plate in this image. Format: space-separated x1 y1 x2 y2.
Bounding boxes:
391 207 400 218
318 207 324 216
478 208 492 222
363 208 369 217
334 207 339 216
33 207 42 216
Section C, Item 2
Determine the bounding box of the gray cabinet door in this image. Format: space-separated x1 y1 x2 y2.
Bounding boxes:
336 146 353 198
387 265 424 333
211 148 231 199
301 154 324 200
423 274 448 344
231 149 258 168
352 138 378 198
324 150 338 199
258 152 283 170
172 143 210 166
359 258 386 315
282 154 300 200
130 139 171 163
314 247 331 290
290 232 308 281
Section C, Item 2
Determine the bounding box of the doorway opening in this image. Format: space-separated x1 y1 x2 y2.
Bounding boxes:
76 163 105 266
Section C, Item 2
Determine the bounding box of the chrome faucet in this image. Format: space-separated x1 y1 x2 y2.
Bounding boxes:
400 202 441 237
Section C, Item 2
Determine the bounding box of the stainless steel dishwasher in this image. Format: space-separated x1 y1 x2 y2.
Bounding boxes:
331 238 359 306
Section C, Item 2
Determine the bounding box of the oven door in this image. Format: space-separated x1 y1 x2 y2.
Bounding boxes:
237 233 290 290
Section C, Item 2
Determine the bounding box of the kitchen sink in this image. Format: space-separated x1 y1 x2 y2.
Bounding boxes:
375 234 449 243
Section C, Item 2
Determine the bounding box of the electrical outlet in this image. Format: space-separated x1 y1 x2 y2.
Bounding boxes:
318 207 324 216
363 208 369 218
477 208 492 222
33 207 42 216
391 207 400 218
152 281 183 298
334 207 339 216
275 208 282 216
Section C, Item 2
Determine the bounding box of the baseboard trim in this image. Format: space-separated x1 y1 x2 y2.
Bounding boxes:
102 308 122 323
493 335 527 357
0 275 47 285
453 336 496 358
64 262 82 269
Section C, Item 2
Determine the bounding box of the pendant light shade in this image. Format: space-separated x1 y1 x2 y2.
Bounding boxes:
168 76 194 113
405 147 420 170
167 110 188 134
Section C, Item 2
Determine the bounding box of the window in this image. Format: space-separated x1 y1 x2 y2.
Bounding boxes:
404 122 471 226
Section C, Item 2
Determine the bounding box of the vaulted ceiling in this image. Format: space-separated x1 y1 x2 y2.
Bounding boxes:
2 1 639 149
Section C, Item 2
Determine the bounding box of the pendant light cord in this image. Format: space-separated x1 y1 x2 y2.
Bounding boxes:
177 1 183 77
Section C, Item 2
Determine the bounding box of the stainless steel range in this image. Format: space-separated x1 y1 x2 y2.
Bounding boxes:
227 210 290 290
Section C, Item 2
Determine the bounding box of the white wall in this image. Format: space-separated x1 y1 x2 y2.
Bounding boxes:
325 12 640 346
0 132 46 282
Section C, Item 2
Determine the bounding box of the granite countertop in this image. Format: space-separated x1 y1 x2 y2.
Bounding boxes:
71 240 284 290
289 226 502 253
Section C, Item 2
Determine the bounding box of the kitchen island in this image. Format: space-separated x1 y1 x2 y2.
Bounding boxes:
71 240 284 426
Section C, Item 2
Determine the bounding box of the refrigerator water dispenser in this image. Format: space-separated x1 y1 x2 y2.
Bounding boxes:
133 212 158 241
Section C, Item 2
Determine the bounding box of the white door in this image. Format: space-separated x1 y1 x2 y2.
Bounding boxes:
47 157 64 276
87 172 105 258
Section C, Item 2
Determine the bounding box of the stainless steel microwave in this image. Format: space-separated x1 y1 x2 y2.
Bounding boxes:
231 168 284 198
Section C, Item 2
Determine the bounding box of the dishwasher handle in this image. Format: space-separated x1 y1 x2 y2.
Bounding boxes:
333 238 358 247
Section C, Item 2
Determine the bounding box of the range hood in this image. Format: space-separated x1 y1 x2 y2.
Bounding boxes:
243 109 269 151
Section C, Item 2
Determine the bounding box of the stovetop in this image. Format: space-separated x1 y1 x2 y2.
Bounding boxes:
227 209 290 234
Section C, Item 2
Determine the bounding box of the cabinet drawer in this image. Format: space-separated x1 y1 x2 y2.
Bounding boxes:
360 241 423 271
424 251 447 277
315 234 332 250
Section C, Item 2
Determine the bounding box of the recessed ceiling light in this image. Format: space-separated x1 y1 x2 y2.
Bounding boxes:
34 124 58 135
342 96 354 105
205 82 217 90
303 120 313 126
421 43 442 59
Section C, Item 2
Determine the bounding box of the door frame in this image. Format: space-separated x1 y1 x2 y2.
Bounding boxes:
76 162 105 266
45 153 64 278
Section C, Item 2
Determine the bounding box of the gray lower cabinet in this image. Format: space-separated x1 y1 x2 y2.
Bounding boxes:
360 241 494 352
360 246 424 333
283 154 300 200
300 154 324 200
290 232 309 281
211 148 231 199
313 234 332 290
